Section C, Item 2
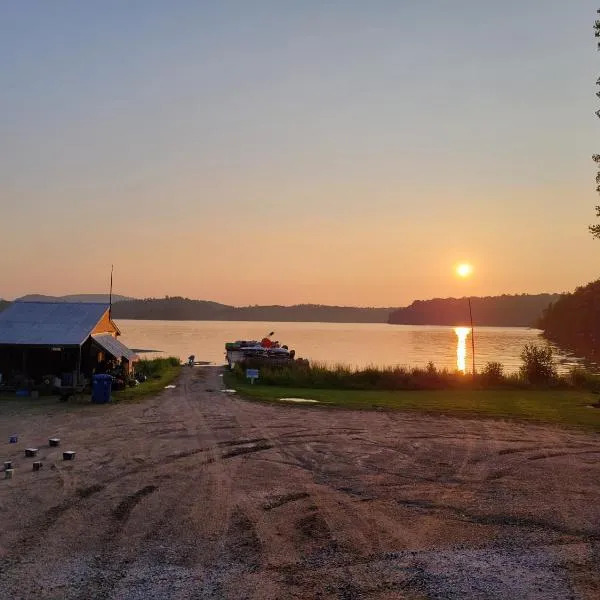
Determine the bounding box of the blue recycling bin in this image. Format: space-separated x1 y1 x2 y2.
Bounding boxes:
92 374 113 404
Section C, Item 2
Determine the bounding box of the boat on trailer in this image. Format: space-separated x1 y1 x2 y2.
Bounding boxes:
225 336 296 369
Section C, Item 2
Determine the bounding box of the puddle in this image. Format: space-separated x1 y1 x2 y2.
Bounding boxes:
278 398 319 404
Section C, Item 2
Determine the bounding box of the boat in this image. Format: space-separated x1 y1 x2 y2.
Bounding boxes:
225 335 296 369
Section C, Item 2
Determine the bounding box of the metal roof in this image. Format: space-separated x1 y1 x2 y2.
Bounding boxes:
0 302 109 346
92 334 138 362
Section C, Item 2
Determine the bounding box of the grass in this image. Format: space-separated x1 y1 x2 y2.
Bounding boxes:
113 357 181 403
112 364 180 402
226 351 600 431
229 377 600 432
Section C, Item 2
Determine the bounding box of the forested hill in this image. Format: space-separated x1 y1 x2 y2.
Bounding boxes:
388 294 560 327
537 280 600 359
111 297 395 323
1 294 562 326
16 294 132 303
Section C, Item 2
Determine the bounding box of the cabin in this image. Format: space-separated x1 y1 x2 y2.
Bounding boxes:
0 302 138 390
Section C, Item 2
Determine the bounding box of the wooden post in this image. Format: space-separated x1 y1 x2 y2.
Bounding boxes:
77 344 82 386
468 297 476 374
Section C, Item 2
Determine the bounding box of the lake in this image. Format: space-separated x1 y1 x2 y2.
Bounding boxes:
116 320 588 373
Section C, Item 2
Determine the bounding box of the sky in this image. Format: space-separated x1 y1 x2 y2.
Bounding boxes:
1 1 599 306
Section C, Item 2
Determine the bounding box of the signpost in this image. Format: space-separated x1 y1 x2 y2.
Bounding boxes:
245 368 259 384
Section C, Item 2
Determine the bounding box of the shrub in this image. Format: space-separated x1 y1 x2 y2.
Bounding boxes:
481 361 504 384
519 344 557 385
568 367 600 391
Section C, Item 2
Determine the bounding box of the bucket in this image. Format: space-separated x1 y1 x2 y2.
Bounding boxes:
4 469 13 480
25 448 38 458
32 462 43 472
9 435 18 444
63 451 75 461
3 461 12 470
49 438 60 447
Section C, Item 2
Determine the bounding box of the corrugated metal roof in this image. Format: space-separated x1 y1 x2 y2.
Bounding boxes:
92 334 138 362
0 302 109 346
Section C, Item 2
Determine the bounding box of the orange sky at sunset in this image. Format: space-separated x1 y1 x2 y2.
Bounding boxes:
1 2 599 306
3 180 597 306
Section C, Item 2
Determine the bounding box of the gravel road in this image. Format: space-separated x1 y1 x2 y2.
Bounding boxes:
0 367 599 599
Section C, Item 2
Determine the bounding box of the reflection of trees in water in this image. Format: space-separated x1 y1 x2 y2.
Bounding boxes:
544 339 597 373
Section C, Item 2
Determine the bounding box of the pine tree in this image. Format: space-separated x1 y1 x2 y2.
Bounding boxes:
590 10 600 238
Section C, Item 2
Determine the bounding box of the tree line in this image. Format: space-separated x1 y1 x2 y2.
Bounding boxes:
111 297 395 323
388 294 560 327
536 280 600 361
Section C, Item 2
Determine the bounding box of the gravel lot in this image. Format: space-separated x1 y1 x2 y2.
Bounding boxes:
1 367 599 599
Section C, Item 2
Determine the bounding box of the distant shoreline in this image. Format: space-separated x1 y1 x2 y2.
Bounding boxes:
1 292 562 328
116 317 539 330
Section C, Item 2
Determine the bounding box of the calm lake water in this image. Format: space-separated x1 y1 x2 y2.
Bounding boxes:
116 320 588 374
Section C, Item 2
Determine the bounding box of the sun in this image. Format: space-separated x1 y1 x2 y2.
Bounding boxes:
456 263 473 278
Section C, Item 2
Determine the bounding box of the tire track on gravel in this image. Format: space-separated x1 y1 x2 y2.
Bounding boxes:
76 485 160 600
0 482 108 570
130 368 249 574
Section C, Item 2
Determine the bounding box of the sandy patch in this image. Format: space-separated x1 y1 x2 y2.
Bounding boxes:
279 397 319 403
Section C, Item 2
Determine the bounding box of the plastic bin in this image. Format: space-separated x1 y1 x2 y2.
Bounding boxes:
92 374 113 404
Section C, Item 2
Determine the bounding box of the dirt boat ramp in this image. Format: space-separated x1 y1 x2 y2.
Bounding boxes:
1 367 599 599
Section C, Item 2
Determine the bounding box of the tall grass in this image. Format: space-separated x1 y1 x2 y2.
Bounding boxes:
233 360 520 391
114 357 181 402
233 352 600 393
135 357 180 379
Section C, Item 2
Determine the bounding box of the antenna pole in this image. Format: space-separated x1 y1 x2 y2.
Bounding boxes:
468 297 475 374
109 265 114 319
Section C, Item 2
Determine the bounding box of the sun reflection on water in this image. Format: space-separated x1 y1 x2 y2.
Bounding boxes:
454 327 471 373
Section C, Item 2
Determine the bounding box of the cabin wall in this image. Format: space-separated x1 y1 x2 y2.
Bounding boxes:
0 346 79 384
91 311 119 337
